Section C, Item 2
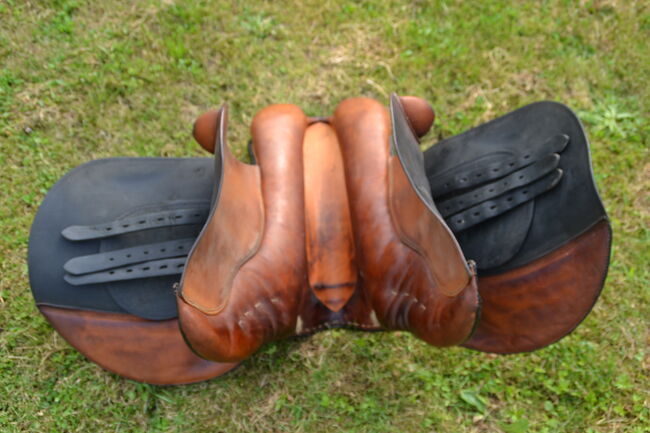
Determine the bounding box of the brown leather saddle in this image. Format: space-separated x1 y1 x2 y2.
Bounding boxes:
28 95 611 384
177 96 480 362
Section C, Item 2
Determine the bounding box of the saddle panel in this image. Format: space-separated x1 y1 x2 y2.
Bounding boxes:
39 306 237 385
424 101 607 272
333 97 479 347
462 220 611 353
178 104 310 362
28 157 213 318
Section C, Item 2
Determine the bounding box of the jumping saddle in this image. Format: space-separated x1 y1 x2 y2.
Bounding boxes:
28 95 611 384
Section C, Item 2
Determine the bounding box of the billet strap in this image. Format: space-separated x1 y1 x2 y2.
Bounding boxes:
63 238 195 275
61 207 209 241
64 257 186 286
429 133 568 197
438 153 561 217
446 169 563 232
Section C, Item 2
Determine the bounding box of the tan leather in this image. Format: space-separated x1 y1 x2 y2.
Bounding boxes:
178 104 309 362
180 106 264 314
193 109 222 153
463 220 611 353
398 95 435 137
177 97 478 363
40 306 237 385
303 122 357 312
333 97 478 347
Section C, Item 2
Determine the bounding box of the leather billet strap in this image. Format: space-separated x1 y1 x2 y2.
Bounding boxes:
60 205 209 284
64 238 196 275
64 257 187 285
445 169 563 232
428 133 568 197
62 208 208 241
437 153 561 217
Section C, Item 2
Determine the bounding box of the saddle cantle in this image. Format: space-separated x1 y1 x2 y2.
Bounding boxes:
27 94 611 384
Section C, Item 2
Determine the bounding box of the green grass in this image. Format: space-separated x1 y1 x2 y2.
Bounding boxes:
1 0 648 431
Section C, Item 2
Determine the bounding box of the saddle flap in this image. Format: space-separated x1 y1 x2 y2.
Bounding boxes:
333 96 479 348
177 104 310 362
27 157 234 384
388 94 473 295
178 105 264 314
421 101 611 353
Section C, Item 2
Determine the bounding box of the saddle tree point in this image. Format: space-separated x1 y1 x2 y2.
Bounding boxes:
398 95 435 138
192 107 224 154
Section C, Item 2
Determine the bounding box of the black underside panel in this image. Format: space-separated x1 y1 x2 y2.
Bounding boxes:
28 157 214 320
424 101 608 273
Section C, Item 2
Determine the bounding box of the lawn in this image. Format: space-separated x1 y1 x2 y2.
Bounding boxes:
0 0 648 431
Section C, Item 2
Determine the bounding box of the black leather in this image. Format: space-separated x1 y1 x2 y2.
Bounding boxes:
429 133 568 196
62 209 208 241
445 169 563 233
28 158 212 320
63 238 196 276
64 257 188 285
437 153 561 219
425 101 608 272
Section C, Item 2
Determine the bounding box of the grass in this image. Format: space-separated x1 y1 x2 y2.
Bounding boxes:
0 0 648 431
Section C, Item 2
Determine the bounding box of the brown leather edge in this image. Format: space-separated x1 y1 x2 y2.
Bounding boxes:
176 104 310 363
39 305 238 385
387 95 474 296
463 219 612 353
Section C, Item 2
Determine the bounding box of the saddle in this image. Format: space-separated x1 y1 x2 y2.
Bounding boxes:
28 95 611 384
